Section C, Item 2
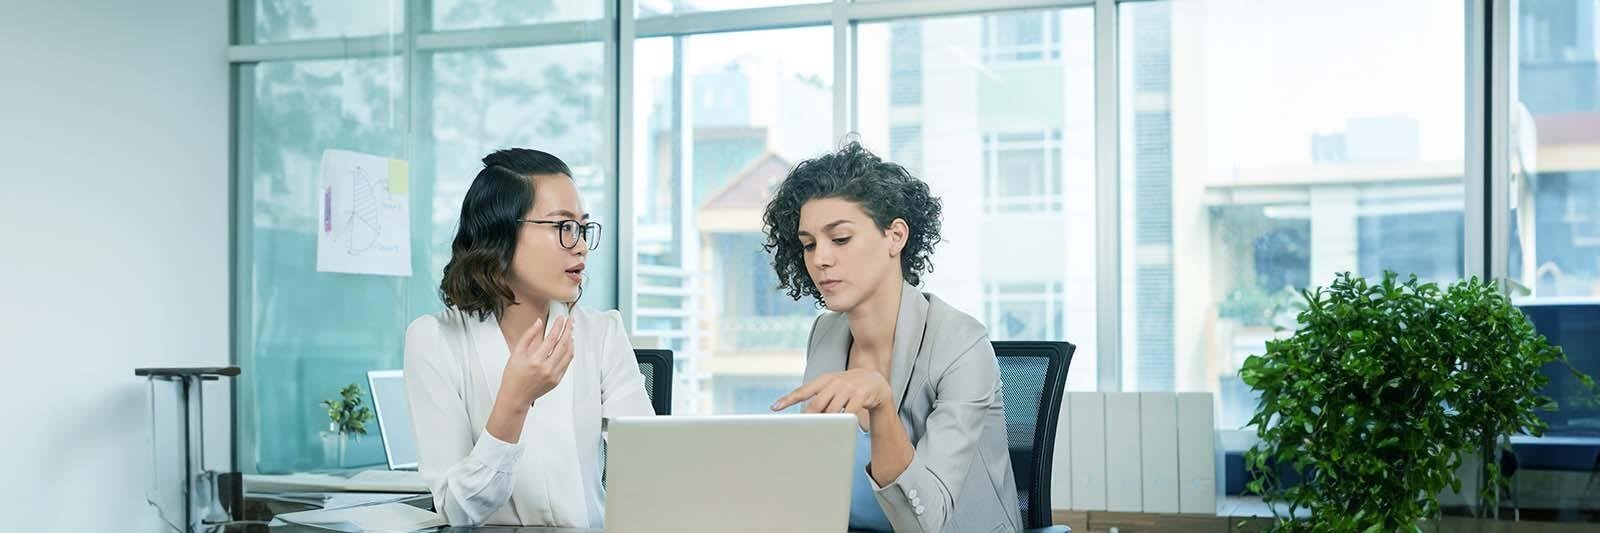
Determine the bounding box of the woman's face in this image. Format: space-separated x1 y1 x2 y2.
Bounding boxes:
797 197 908 313
507 174 590 304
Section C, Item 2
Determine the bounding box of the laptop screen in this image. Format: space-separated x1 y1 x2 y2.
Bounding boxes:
367 370 419 470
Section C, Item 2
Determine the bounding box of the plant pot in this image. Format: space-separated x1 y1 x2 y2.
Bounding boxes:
321 423 349 467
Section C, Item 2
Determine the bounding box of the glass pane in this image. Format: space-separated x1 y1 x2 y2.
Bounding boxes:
1120 0 1466 432
432 0 604 30
241 57 409 473
428 43 615 307
637 0 824 17
249 1 404 43
633 27 833 415
859 9 1097 391
1507 0 1600 434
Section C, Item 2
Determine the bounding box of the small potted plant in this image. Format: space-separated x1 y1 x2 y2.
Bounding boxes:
320 383 374 467
1239 272 1592 531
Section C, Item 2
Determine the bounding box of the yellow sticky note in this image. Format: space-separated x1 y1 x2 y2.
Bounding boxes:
388 159 409 194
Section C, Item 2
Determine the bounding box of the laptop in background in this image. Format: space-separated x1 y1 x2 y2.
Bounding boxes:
242 371 426 494
366 369 418 471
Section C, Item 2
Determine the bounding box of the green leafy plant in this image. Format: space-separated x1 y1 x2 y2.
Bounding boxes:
321 383 374 437
1239 272 1591 531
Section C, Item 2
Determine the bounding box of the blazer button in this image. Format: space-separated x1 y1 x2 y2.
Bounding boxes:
914 505 926 515
908 489 918 499
911 496 922 507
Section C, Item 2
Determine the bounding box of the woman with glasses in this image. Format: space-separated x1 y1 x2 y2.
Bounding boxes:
765 142 1020 532
404 148 652 528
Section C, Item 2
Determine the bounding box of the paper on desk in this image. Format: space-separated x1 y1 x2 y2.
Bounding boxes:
250 492 419 510
275 502 445 532
323 492 421 510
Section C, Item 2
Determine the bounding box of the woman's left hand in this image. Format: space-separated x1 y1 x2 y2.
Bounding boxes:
771 369 893 414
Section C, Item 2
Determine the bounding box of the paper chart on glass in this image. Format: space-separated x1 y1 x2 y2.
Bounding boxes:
316 148 412 277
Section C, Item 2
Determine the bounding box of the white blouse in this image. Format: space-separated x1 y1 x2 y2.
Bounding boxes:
403 302 654 527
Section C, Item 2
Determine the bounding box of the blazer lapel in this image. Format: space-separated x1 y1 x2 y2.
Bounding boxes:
888 282 929 411
807 315 849 381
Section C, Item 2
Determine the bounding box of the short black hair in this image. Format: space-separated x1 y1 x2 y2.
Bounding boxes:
440 148 573 320
760 141 943 306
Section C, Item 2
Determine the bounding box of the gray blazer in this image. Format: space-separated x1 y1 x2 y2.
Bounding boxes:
804 282 1021 532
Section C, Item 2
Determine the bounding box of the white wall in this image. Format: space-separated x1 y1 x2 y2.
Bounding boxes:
0 1 230 531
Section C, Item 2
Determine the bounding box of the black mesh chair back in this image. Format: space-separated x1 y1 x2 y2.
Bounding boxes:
633 349 673 415
993 341 1075 529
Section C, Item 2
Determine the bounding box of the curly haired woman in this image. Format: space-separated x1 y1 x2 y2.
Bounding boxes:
765 142 1020 532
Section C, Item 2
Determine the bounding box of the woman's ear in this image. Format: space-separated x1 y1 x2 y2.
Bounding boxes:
886 218 909 258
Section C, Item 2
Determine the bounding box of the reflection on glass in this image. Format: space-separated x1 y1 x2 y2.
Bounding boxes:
432 0 603 30
1507 0 1600 435
633 28 832 415
244 57 406 472
858 10 1097 392
250 0 404 43
429 44 611 305
1119 0 1466 431
242 41 610 473
636 0 823 17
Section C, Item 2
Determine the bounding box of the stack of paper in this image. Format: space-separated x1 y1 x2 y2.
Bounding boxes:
275 502 445 532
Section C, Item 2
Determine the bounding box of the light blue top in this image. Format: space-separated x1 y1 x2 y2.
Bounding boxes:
849 426 893 531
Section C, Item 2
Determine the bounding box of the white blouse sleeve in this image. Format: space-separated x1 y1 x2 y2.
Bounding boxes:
596 310 656 418
404 315 524 526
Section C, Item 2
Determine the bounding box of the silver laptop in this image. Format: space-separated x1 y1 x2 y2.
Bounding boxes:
604 414 857 532
366 369 418 471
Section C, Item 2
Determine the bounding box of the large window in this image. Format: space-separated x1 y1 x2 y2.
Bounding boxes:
240 55 412 473
247 0 403 43
1507 0 1600 434
632 27 833 415
856 9 1097 393
1119 0 1467 431
231 0 1557 473
236 4 611 472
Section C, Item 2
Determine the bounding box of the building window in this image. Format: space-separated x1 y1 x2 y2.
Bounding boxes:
889 22 922 106
984 282 1065 341
983 130 1064 213
982 11 1062 65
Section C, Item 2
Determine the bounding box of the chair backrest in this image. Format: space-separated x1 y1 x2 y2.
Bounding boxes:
633 349 674 415
992 341 1075 529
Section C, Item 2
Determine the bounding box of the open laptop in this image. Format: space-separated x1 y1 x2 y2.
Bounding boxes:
366 369 419 470
242 371 426 494
604 414 857 533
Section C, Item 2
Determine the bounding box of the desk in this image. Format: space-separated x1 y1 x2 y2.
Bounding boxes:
238 493 1070 532
251 521 1070 532
249 524 1069 532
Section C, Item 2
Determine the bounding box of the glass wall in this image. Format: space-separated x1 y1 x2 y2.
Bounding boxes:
236 2 611 473
232 0 1567 474
855 8 1098 393
1507 0 1600 434
1119 0 1466 432
630 27 834 415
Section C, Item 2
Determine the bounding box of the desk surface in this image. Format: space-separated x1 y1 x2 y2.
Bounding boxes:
244 494 1070 532
254 523 1068 532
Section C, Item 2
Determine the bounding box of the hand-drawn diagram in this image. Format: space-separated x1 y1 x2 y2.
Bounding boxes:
316 149 412 277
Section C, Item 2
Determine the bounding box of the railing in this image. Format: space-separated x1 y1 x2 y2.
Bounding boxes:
713 315 815 352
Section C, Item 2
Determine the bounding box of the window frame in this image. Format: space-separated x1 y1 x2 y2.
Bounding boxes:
229 0 1508 467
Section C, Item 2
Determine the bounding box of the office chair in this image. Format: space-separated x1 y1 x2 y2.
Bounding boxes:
634 349 674 416
993 341 1075 531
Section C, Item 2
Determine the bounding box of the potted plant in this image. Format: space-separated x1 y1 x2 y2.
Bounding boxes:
1239 272 1591 531
320 383 374 467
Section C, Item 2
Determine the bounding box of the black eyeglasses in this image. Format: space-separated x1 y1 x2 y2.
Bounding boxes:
518 219 602 250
